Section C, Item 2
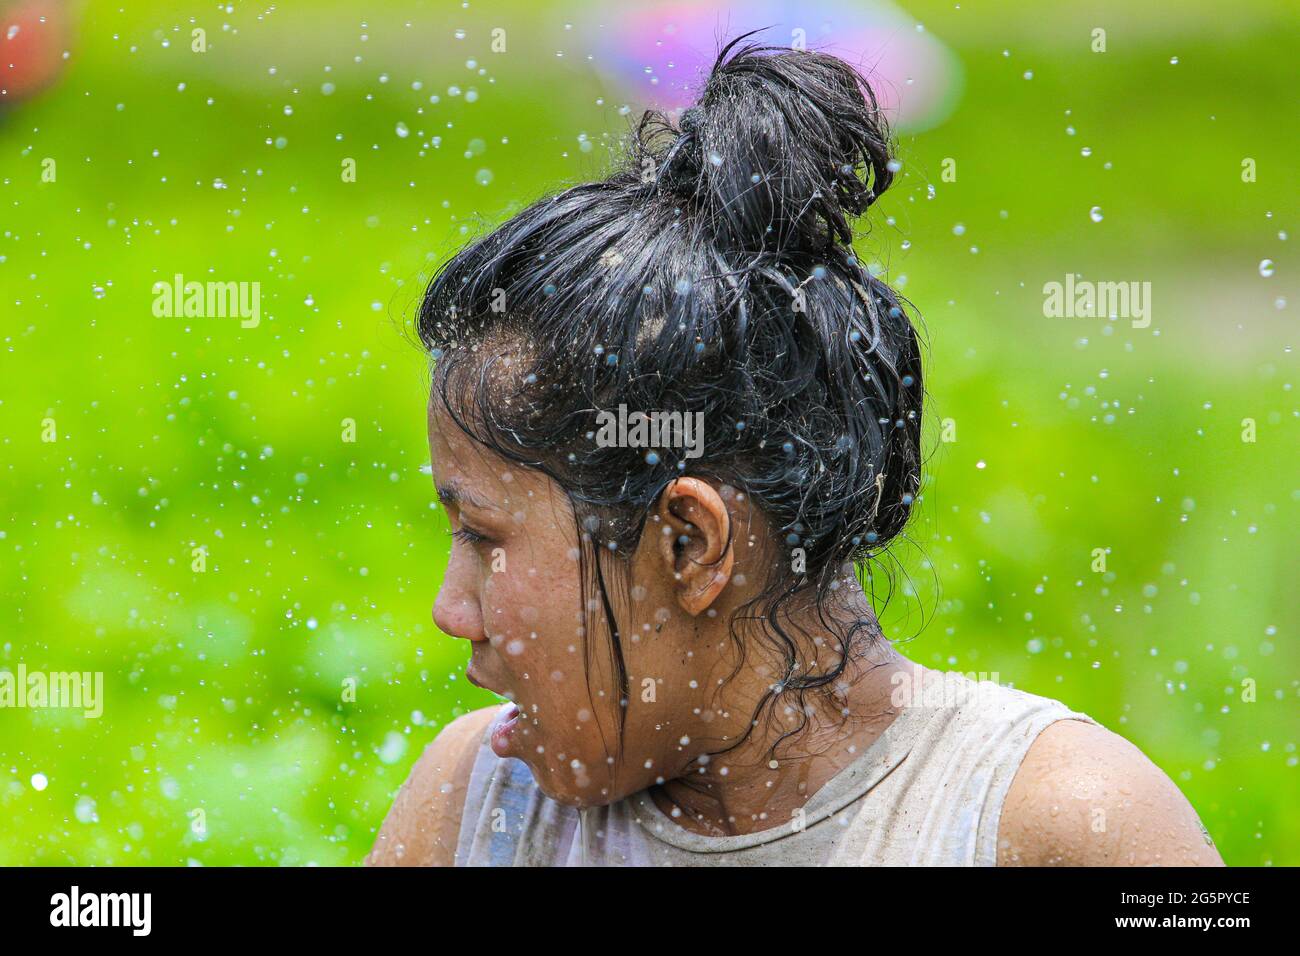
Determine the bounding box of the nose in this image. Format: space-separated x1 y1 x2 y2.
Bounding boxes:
433 581 486 643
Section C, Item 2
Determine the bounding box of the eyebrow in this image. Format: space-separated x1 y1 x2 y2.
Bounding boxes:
434 478 494 511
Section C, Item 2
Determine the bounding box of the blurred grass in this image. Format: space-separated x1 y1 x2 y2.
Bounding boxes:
0 0 1295 865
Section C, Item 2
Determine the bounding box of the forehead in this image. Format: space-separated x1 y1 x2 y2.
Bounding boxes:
426 399 497 481
425 396 553 508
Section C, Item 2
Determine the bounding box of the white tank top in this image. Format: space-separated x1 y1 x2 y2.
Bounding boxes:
454 670 1095 866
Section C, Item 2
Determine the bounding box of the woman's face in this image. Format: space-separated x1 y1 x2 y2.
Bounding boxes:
427 400 759 807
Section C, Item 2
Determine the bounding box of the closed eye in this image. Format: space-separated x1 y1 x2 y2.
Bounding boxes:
450 525 489 546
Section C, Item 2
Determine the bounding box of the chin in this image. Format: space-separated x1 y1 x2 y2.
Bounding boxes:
522 757 635 810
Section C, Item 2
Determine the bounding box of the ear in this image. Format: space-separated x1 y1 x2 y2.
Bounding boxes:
653 478 735 616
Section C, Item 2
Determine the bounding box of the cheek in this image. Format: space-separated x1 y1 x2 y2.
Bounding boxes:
483 560 624 769
481 560 581 683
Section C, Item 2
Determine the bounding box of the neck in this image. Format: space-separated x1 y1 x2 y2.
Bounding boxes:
652 611 921 837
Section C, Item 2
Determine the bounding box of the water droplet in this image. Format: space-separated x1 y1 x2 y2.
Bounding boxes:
1089 206 1104 222
378 731 408 765
75 796 99 823
1259 258 1275 277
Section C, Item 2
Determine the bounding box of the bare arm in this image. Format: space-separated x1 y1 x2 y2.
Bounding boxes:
998 719 1223 866
365 706 498 867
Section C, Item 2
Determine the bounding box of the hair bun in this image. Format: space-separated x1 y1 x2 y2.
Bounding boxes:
639 36 895 255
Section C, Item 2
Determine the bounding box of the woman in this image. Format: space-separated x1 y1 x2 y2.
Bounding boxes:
368 39 1221 867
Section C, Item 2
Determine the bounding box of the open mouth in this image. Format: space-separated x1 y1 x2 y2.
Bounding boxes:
489 702 521 757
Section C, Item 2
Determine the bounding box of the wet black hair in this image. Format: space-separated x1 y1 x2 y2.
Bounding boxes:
418 35 923 762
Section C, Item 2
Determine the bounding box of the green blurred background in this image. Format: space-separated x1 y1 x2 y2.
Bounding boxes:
0 0 1295 865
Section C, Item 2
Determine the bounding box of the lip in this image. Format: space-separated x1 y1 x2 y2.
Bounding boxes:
490 702 521 757
466 659 509 697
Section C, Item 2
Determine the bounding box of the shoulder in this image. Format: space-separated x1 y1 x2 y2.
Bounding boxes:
365 705 498 867
998 718 1223 866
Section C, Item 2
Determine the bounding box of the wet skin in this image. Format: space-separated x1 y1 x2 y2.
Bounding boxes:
365 398 1225 866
